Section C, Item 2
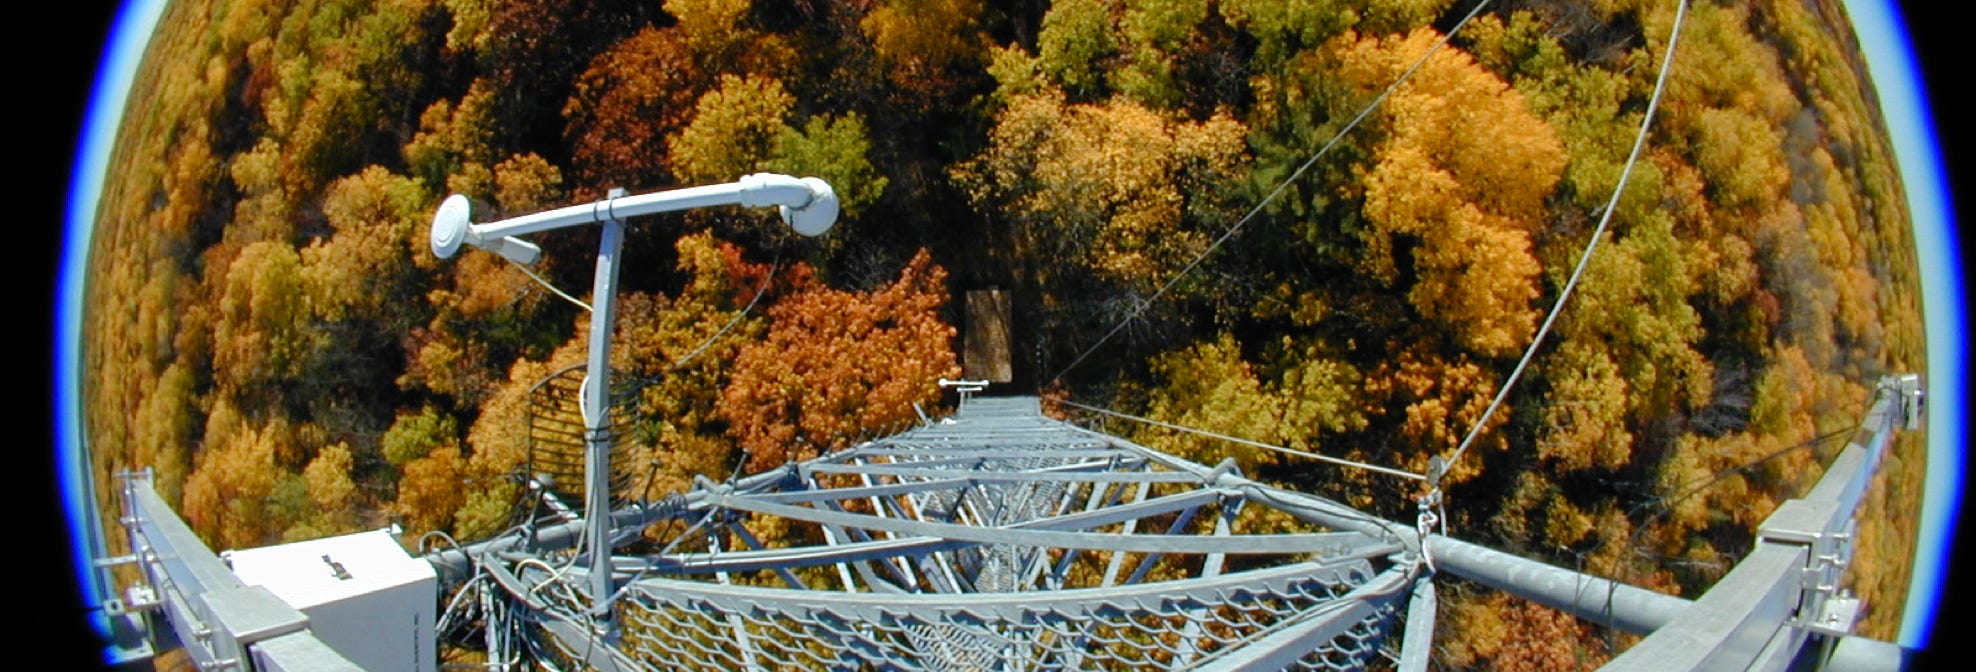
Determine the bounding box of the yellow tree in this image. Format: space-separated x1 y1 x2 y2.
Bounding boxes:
129 361 199 509
1363 345 1503 486
399 155 562 408
669 74 795 185
445 233 769 534
1035 0 1120 99
665 0 750 58
301 166 429 325
661 0 796 75
1113 0 1212 107
286 443 363 540
1656 344 1848 540
1541 213 1713 464
954 88 1248 295
1345 27 1567 359
669 73 889 219
182 407 295 550
455 351 577 540
404 79 502 196
1141 333 1368 471
1441 591 1611 671
1142 334 1289 468
397 445 468 535
383 405 461 466
493 152 568 214
613 233 771 493
763 113 890 218
862 0 990 104
1535 338 1633 472
211 240 315 400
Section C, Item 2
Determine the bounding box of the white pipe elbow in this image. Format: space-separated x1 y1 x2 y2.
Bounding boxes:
740 173 838 236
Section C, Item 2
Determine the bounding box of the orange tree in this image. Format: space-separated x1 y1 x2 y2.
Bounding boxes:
720 249 960 473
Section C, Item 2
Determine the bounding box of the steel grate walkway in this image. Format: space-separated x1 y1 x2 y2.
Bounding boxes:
554 396 1429 671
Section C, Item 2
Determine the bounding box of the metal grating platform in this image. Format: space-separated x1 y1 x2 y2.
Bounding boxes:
516 396 1430 671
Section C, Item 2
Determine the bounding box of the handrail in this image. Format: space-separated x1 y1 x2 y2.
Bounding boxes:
1596 374 1921 671
119 471 363 671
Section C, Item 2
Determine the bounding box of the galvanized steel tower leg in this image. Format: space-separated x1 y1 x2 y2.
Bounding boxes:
1423 534 1691 634
1398 575 1436 672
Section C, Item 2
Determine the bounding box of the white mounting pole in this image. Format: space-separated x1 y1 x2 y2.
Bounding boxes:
428 174 837 630
579 188 628 624
430 173 838 263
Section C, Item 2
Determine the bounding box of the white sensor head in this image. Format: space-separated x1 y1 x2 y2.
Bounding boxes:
782 177 839 237
431 194 473 259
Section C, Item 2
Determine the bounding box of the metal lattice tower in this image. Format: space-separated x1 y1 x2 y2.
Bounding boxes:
437 396 1433 671
414 374 1920 672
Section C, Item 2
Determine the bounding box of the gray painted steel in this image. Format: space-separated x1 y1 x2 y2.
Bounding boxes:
1398 576 1437 672
251 632 373 672
432 395 1430 669
1425 533 1693 634
1828 636 1906 672
581 210 627 623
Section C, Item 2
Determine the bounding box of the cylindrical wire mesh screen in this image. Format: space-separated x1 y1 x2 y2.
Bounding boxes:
527 363 644 508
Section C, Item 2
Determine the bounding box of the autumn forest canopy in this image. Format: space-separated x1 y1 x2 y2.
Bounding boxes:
85 0 1925 667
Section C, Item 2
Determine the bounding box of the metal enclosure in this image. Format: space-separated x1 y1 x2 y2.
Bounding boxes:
226 529 438 672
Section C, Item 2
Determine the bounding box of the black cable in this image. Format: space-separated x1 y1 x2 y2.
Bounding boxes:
1046 0 1498 386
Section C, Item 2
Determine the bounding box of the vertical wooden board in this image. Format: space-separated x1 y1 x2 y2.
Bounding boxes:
964 290 1013 383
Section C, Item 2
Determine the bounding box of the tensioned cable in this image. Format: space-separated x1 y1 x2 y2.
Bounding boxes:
496 239 782 505
1047 0 1495 386
668 249 781 370
1438 0 1690 479
1619 422 1853 559
500 243 781 370
1574 421 1854 646
637 249 781 503
1058 398 1425 481
505 255 594 312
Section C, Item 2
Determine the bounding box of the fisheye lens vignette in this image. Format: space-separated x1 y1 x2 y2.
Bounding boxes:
55 0 1966 665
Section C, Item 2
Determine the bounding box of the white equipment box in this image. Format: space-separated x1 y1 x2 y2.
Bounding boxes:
226 528 437 672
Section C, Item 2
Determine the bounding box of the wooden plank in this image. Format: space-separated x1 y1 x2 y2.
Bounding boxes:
963 289 1013 383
